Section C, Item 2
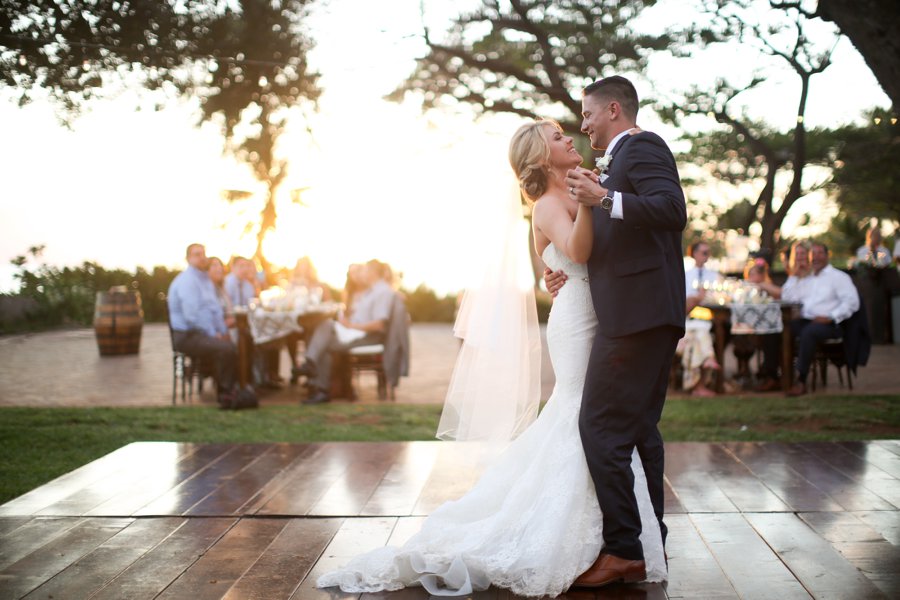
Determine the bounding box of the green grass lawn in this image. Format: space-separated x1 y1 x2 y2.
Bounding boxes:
2 394 898 504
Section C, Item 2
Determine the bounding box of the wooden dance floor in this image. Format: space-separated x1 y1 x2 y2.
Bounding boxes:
1 440 898 599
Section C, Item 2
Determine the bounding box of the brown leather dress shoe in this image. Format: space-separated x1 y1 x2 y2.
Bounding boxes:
786 381 807 397
572 552 646 588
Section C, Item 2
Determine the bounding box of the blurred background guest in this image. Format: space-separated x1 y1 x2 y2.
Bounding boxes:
743 257 782 299
677 240 721 397
167 243 239 407
856 226 892 267
225 256 256 308
685 241 720 296
207 256 236 339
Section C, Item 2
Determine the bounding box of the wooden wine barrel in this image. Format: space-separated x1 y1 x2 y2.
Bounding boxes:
94 287 143 356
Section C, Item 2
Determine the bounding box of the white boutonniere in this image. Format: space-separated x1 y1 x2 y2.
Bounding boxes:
595 154 613 176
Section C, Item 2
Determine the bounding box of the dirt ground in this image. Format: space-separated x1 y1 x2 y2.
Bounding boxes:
0 323 897 408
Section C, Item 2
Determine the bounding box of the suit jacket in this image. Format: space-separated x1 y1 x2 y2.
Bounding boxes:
587 132 687 338
383 292 411 387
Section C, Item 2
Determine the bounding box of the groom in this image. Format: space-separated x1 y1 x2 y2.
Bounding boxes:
551 76 686 586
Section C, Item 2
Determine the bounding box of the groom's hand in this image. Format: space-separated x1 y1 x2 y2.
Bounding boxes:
566 167 608 207
544 267 568 297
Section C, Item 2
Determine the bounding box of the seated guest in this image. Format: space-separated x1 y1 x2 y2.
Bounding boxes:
744 258 782 299
856 226 892 268
167 243 240 406
685 240 720 297
225 256 257 307
208 256 236 338
740 258 781 390
292 256 331 302
293 259 396 404
787 242 860 396
677 240 720 396
341 263 367 313
753 241 812 391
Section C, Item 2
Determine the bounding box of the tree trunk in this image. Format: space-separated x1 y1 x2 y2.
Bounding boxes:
818 0 900 108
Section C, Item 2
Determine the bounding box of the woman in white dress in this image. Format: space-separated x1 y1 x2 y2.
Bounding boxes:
316 119 667 597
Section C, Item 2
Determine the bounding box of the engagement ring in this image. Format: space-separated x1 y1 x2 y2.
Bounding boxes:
569 187 575 194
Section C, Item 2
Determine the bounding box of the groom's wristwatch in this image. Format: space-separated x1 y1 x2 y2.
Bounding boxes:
599 194 614 212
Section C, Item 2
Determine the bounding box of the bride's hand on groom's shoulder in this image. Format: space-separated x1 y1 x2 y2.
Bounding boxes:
544 267 568 297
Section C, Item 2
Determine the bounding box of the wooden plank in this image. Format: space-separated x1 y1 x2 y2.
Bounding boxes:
187 443 313 516
34 443 224 517
86 443 234 516
874 440 900 457
827 540 900 597
0 517 30 537
690 513 810 599
361 443 439 517
254 444 361 516
722 442 842 512
291 517 397 600
663 477 686 515
222 518 343 600
747 512 884 599
799 511 886 544
839 441 900 479
776 442 896 511
694 442 790 512
0 517 83 571
663 443 738 513
309 443 405 516
156 518 288 600
134 444 272 516
663 513 737 599
22 517 184 600
0 443 167 516
801 511 900 597
412 443 492 514
0 518 131 600
89 517 235 600
854 510 900 545
801 442 900 509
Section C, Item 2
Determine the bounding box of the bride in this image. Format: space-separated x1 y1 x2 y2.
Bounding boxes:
316 119 667 597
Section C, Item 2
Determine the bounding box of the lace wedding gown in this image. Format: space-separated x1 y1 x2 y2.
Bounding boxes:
317 243 667 597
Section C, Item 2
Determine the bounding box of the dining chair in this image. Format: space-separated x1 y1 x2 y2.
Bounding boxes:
810 337 853 391
164 299 214 404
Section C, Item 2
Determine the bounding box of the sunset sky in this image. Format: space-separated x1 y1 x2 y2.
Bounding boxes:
0 0 890 295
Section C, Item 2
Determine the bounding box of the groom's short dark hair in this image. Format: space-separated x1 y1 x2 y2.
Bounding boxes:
583 76 639 121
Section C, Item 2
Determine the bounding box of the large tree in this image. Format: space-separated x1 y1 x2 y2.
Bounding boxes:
657 0 843 254
773 0 900 109
389 0 677 134
0 0 321 276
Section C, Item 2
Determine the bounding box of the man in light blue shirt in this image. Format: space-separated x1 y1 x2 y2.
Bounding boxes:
168 243 238 404
224 256 257 307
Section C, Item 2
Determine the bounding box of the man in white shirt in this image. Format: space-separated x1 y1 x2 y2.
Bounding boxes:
787 242 860 396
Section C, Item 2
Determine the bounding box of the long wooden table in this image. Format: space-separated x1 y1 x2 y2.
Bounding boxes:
234 307 337 388
705 302 801 393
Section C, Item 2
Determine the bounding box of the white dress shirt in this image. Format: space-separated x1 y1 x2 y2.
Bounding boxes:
601 129 633 221
684 265 720 295
781 274 814 304
796 265 859 324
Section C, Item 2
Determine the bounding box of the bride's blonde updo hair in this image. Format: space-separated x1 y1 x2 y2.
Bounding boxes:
509 118 561 203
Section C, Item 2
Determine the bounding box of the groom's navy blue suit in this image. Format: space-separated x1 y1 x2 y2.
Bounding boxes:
581 131 686 561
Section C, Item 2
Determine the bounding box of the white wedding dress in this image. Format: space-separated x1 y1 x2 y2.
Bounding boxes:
317 243 667 597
